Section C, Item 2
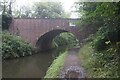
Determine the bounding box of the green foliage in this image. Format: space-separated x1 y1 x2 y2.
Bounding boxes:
93 38 107 51
44 51 67 78
2 31 33 59
75 1 120 53
76 2 119 78
79 43 119 78
33 2 68 18
90 26 120 52
52 32 79 48
2 13 12 30
12 6 32 18
90 26 108 51
76 2 119 30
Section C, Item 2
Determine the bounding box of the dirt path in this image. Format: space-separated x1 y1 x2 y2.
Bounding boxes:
59 48 85 78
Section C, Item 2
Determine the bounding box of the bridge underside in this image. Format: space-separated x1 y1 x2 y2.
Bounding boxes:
36 29 68 51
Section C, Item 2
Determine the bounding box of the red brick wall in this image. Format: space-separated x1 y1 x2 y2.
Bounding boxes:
9 18 81 46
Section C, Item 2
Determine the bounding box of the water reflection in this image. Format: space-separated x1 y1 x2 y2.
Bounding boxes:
2 47 66 78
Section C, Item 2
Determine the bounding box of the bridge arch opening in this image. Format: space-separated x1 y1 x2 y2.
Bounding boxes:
36 29 79 51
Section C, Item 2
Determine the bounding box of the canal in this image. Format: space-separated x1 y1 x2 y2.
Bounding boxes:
2 48 66 78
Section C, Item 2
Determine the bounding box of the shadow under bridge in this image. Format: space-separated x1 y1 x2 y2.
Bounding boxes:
36 29 68 51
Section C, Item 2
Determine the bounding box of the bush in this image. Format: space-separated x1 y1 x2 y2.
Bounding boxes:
2 13 12 30
2 31 33 59
79 43 119 78
52 32 79 48
79 25 119 77
91 26 120 52
93 37 108 51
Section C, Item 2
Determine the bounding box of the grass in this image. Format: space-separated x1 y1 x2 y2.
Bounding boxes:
78 43 96 77
78 43 119 78
44 51 67 78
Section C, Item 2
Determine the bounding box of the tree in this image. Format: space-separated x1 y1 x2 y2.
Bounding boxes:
1 0 14 30
12 6 32 18
73 2 120 52
73 2 120 77
32 2 69 18
12 2 69 18
75 2 119 28
2 13 12 30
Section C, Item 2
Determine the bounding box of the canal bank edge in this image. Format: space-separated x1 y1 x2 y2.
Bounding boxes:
44 51 67 78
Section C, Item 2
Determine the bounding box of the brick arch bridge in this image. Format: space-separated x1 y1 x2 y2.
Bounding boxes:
9 18 84 50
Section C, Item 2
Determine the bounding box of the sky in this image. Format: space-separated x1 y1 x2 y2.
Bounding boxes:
12 0 79 18
2 0 118 18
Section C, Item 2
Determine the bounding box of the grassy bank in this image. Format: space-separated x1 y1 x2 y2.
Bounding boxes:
78 43 119 78
44 51 67 78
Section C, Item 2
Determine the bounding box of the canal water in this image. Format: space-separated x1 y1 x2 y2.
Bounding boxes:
2 48 66 78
